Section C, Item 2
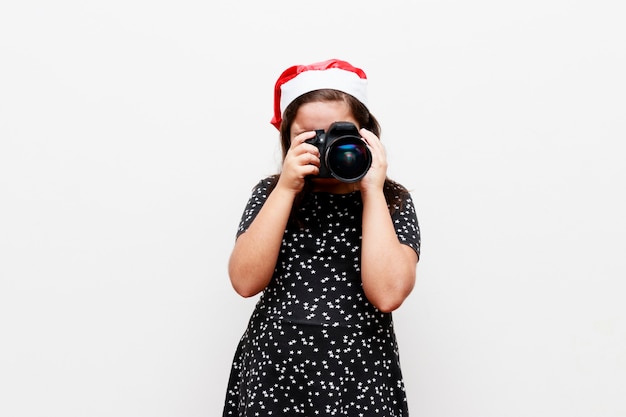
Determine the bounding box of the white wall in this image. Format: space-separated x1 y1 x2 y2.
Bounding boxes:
1 1 624 416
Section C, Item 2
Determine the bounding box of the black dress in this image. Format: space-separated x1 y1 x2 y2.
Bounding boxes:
223 178 421 417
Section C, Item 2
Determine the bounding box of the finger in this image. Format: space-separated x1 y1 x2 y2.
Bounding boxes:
299 142 321 158
290 130 318 148
297 150 320 167
286 141 320 161
360 128 385 155
359 128 379 146
305 163 320 177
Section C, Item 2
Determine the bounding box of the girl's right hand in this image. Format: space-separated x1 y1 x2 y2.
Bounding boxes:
276 131 320 194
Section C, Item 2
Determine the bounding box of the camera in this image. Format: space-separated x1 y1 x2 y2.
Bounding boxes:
306 121 372 183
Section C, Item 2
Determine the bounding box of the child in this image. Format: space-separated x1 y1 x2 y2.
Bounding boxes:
223 59 421 416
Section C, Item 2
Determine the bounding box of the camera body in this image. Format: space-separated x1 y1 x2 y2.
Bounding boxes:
306 121 372 183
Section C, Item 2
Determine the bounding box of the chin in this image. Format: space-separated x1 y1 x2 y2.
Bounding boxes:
311 178 359 193
312 177 341 184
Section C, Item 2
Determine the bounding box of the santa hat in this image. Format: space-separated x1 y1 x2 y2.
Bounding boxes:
271 59 368 130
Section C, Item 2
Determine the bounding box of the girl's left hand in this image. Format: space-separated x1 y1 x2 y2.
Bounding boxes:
359 128 387 192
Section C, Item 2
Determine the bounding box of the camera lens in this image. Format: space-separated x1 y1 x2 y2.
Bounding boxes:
326 138 371 182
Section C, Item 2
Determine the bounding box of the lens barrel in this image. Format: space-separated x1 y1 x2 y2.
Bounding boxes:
326 136 371 183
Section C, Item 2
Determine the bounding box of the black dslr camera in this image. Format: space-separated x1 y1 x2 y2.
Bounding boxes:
306 121 372 183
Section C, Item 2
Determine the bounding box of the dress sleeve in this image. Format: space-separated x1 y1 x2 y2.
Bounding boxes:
236 178 273 238
390 191 421 257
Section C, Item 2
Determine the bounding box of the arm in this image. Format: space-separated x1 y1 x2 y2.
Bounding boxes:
228 186 295 297
228 131 320 297
358 129 419 312
360 188 418 312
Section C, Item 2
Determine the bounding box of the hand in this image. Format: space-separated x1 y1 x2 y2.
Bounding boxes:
359 128 388 192
276 131 321 194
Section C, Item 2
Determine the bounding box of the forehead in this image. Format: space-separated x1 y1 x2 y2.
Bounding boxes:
291 100 356 133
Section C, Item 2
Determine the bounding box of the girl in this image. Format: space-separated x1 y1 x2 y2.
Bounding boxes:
223 59 421 416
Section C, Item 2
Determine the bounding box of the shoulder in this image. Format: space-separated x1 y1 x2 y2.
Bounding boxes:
244 175 280 203
250 175 278 195
384 179 410 195
384 179 413 209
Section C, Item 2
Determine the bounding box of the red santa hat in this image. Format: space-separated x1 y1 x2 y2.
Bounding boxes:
271 58 368 130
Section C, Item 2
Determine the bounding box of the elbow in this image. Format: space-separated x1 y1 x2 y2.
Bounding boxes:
229 275 262 298
374 298 404 313
362 245 418 313
229 269 257 298
371 284 412 312
232 284 261 298
365 273 416 313
228 261 267 298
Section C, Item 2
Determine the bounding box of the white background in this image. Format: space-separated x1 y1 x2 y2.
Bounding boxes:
1 1 625 416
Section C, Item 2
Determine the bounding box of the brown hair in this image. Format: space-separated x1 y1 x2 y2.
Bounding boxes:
267 89 409 226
